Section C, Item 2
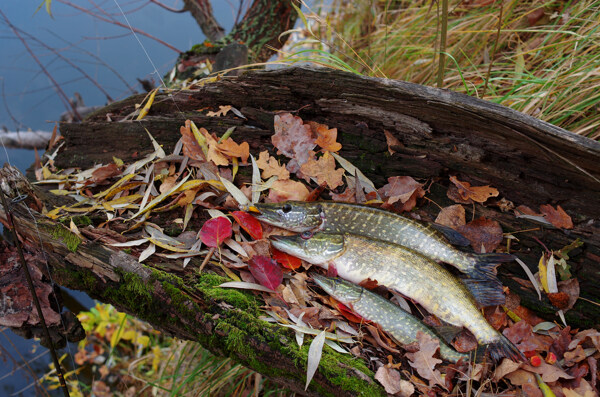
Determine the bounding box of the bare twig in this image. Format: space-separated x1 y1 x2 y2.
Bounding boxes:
199 246 216 272
149 0 186 13
0 9 81 120
56 0 182 53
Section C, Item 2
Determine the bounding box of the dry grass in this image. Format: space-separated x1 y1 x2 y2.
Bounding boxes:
305 0 600 139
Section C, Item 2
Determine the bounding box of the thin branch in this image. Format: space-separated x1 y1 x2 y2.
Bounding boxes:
1 79 26 131
0 9 81 120
182 0 226 41
56 0 182 53
149 0 186 13
14 25 114 102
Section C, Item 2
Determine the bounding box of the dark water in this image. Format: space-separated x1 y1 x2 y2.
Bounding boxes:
0 1 234 394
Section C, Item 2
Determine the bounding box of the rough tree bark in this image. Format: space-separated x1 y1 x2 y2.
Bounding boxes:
2 67 599 395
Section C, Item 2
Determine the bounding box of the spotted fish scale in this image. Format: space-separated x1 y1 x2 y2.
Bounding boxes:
312 273 469 363
254 201 515 285
269 232 525 362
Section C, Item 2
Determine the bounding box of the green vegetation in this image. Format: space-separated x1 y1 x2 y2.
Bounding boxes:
294 0 600 139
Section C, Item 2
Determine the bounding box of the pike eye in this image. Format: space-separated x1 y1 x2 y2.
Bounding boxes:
282 204 292 213
300 231 313 240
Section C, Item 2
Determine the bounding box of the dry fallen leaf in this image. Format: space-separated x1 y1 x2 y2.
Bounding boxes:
378 176 425 212
405 331 445 388
384 130 402 155
206 105 232 117
180 122 206 161
374 366 403 395
457 217 504 253
198 128 229 166
90 163 121 184
449 176 499 203
255 150 290 180
267 179 310 202
272 113 316 167
540 204 574 229
435 204 466 229
299 151 345 189
217 137 250 164
309 121 342 153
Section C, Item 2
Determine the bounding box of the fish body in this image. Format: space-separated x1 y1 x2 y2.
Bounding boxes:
270 232 524 362
254 201 514 284
312 273 469 363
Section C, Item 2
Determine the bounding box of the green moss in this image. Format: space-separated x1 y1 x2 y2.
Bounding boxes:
215 322 254 359
72 215 92 227
194 273 260 313
46 224 81 252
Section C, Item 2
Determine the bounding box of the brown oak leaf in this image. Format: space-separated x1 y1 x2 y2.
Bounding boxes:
449 176 499 203
217 137 250 164
90 163 121 184
309 121 342 152
180 121 206 161
405 331 445 388
435 204 466 229
206 105 232 117
457 217 503 253
299 151 345 189
255 151 290 180
540 204 573 229
378 176 425 212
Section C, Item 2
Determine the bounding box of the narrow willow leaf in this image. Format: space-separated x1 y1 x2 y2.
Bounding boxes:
331 152 378 196
515 257 541 300
324 339 349 354
139 243 155 262
110 239 148 247
532 322 557 333
306 330 326 390
250 154 261 204
218 281 275 293
220 176 250 208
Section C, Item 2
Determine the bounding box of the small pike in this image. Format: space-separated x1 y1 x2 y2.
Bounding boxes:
312 273 469 363
270 232 525 362
254 201 514 287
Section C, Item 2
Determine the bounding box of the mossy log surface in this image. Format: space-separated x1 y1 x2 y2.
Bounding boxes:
57 67 600 328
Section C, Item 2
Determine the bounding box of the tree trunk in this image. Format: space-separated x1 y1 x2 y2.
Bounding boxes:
2 66 599 395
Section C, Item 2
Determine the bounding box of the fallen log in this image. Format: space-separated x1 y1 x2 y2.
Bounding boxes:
2 66 599 395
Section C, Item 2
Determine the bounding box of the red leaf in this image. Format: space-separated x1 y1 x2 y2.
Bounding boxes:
272 247 302 270
336 302 365 324
199 217 232 247
248 255 283 290
231 211 263 240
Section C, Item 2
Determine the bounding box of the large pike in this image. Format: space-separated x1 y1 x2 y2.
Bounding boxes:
254 201 514 285
270 232 524 362
312 273 470 363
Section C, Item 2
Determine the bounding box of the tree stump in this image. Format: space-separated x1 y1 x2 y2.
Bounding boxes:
2 66 599 395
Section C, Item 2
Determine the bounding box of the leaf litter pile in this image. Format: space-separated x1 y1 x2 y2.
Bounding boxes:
37 109 598 396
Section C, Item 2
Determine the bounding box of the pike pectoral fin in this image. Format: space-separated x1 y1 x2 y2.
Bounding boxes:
461 278 506 307
431 223 471 246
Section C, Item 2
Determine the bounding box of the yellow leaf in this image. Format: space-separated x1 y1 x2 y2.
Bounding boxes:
93 173 136 199
539 254 549 293
136 88 157 120
137 335 150 348
145 237 190 252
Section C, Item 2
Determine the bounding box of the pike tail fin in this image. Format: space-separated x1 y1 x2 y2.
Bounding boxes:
486 335 526 363
466 252 515 284
461 278 506 307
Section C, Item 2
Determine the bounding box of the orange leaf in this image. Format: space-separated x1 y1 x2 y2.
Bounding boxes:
267 180 310 202
539 204 573 229
217 138 250 164
256 151 290 180
299 151 345 189
449 176 499 203
272 247 302 270
309 121 342 152
207 105 232 117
